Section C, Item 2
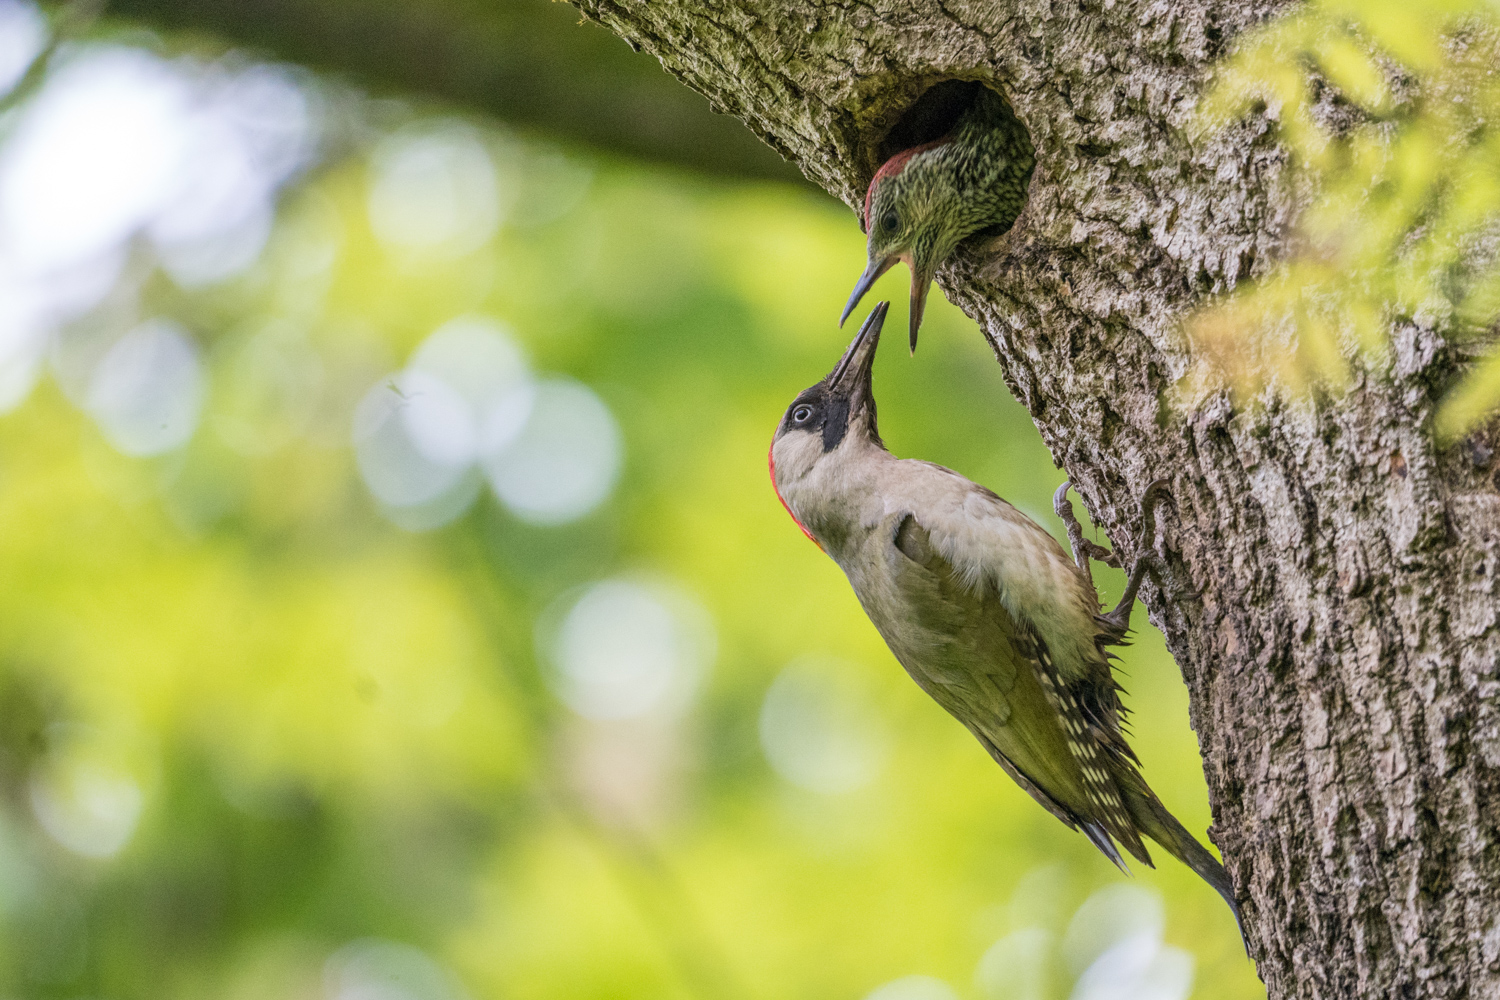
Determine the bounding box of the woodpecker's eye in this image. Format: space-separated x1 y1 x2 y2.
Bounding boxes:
880 210 899 233
792 405 814 424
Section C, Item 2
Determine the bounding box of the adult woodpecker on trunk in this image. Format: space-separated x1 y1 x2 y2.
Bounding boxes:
770 302 1239 925
841 87 1034 353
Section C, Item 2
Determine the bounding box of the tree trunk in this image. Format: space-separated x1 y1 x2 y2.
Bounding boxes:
567 1 1500 997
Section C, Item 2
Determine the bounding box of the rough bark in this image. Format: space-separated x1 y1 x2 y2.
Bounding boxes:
91 0 803 182
565 1 1500 997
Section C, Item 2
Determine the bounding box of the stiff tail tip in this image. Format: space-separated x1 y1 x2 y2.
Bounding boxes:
1179 830 1246 952
1081 820 1130 875
1162 817 1248 955
1128 790 1248 953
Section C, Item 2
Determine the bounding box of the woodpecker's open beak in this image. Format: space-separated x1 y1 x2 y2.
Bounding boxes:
907 267 934 356
827 301 887 396
840 255 898 330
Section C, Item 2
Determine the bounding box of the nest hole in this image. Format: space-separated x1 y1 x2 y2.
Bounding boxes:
875 80 986 164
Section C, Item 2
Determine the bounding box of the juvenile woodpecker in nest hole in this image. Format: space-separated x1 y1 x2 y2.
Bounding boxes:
770 302 1239 924
842 86 1035 353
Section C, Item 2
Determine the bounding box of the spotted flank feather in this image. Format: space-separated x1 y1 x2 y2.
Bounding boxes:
1027 631 1150 869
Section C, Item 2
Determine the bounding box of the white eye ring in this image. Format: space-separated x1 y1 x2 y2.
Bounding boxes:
793 405 813 423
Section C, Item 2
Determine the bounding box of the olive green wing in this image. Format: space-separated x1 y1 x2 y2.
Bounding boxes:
888 513 1150 868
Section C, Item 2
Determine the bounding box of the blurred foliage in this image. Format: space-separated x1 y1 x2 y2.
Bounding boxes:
1193 0 1500 438
0 22 1256 1000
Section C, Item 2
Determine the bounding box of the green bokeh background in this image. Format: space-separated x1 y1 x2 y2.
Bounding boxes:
0 47 1261 1000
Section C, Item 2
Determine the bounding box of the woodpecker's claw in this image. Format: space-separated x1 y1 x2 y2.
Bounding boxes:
1054 481 1119 591
1055 479 1174 632
1103 479 1173 631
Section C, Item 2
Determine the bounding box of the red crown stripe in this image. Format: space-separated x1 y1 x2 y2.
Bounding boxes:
861 137 954 227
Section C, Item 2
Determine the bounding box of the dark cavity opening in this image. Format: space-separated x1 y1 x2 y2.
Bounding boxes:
876 80 984 165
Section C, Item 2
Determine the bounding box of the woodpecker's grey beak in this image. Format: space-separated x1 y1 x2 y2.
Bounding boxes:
840 255 898 329
828 301 888 393
908 268 934 355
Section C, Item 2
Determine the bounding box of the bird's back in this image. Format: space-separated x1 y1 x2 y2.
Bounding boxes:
837 459 1104 677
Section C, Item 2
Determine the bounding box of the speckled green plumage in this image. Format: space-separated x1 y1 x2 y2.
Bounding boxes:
844 88 1036 349
864 88 1035 260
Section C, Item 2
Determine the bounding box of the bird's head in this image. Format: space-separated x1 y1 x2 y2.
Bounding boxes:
841 140 960 354
769 302 888 546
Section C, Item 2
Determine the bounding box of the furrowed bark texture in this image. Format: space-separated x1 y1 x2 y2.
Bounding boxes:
567 2 1500 997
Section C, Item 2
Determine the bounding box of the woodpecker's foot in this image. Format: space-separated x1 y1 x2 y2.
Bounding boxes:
1053 481 1119 591
1101 479 1174 632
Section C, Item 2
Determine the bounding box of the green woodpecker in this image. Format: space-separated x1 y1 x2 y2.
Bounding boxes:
841 87 1034 352
770 302 1239 925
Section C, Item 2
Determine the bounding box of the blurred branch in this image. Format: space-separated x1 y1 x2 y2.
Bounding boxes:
83 0 808 185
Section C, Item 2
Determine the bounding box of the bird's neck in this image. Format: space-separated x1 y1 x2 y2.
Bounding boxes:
778 436 894 559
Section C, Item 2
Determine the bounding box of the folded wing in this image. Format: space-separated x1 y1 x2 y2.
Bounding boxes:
887 511 1151 868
